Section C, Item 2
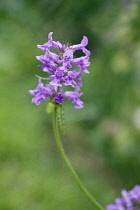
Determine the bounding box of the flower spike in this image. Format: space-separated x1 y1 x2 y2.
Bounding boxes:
29 33 90 109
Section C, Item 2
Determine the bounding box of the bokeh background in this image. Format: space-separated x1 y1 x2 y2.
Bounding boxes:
0 0 140 209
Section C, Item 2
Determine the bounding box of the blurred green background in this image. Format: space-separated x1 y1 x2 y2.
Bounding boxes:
0 0 140 209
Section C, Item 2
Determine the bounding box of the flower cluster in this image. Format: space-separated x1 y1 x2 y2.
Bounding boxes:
106 185 140 210
29 32 90 109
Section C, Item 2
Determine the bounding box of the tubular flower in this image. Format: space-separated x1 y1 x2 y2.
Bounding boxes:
106 185 140 210
29 32 90 109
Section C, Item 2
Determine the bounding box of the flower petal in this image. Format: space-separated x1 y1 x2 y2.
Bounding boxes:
81 36 88 46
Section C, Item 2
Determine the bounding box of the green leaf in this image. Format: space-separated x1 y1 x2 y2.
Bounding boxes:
46 102 54 114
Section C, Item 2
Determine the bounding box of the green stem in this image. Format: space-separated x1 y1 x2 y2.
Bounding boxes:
53 105 104 210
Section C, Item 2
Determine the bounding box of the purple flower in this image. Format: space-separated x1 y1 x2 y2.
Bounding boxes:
72 36 90 56
29 79 53 105
29 32 90 108
72 56 90 74
106 185 140 210
50 70 65 86
64 71 77 87
54 93 65 104
65 91 84 109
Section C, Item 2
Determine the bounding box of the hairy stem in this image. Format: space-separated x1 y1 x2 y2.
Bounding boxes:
53 105 104 210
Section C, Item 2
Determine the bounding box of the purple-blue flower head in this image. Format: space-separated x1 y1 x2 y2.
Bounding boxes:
29 32 90 109
106 185 140 210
